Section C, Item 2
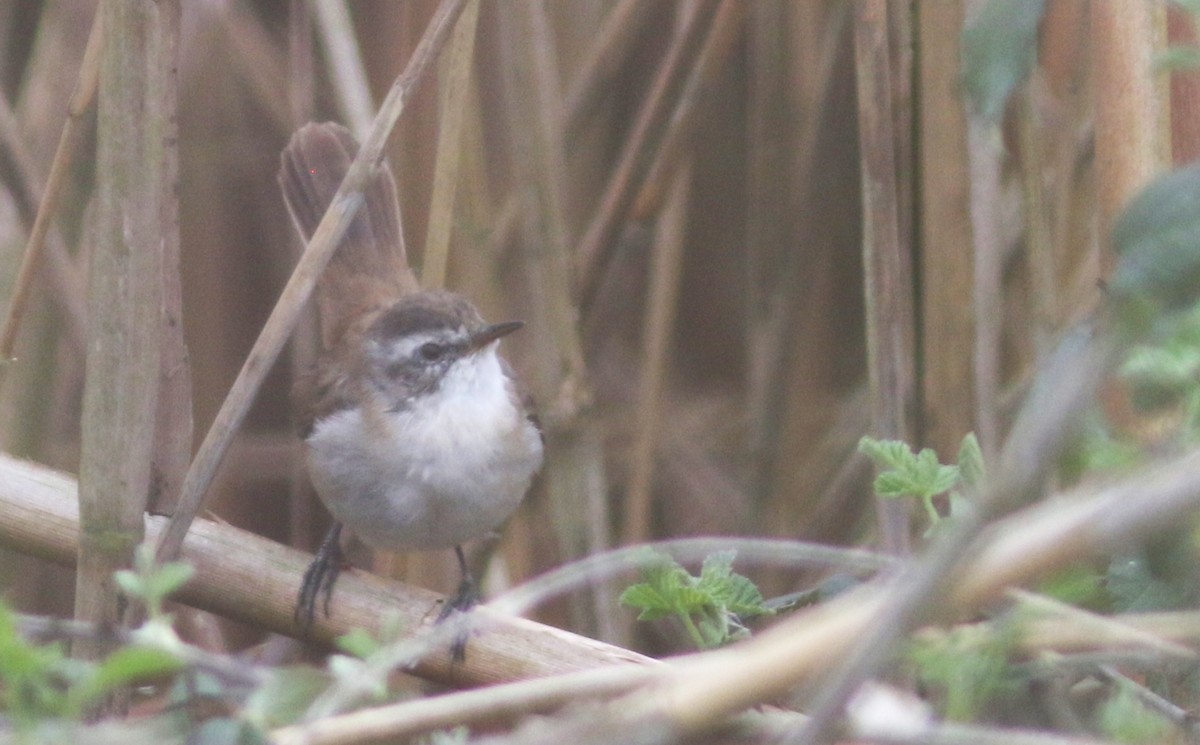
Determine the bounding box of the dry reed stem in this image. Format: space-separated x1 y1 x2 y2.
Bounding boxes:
214 2 291 132
574 0 722 313
632 0 745 216
853 0 915 555
314 0 374 139
422 0 480 290
155 0 468 564
1169 7 1200 164
560 0 659 141
623 163 689 544
0 8 101 363
0 452 650 688
496 0 614 640
147 0 190 517
744 0 793 500
0 93 88 357
1093 1 1166 239
916 0 976 460
272 665 659 745
1017 89 1058 356
966 88 1005 459
287 0 315 125
750 4 850 519
75 0 174 664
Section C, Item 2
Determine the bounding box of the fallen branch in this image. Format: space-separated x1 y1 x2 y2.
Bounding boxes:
0 452 649 689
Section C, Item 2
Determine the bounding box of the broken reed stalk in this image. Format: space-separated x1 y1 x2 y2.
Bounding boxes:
0 8 102 363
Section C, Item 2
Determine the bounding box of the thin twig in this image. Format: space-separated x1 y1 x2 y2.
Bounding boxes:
0 7 101 362
1095 665 1200 742
574 0 722 313
155 0 469 564
853 0 916 555
273 665 658 745
561 0 660 141
422 0 480 289
623 164 689 543
313 0 374 139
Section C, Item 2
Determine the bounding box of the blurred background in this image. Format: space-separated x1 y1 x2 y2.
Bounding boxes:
0 1 1193 653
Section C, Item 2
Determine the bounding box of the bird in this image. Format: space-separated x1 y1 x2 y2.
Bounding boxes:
278 122 544 648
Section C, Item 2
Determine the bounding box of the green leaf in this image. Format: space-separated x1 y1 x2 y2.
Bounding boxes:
956 433 986 491
336 628 381 660
1098 684 1172 743
113 569 144 599
961 0 1045 121
187 718 266 745
145 562 194 601
873 471 921 499
697 552 771 619
1110 165 1200 320
858 437 915 471
71 646 184 710
242 667 329 729
618 583 676 620
1107 556 1186 613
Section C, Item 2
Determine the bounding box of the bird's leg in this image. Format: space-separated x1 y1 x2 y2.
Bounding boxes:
438 544 480 660
295 522 345 633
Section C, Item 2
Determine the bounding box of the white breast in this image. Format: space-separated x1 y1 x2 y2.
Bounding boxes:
306 349 543 551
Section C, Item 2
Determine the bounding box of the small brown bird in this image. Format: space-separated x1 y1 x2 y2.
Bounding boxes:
279 123 543 641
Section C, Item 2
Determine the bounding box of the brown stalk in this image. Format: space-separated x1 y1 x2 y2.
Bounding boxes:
422 0 481 290
743 4 850 512
0 8 101 363
155 0 470 563
1093 1 1166 241
287 0 315 126
560 0 660 141
853 0 916 555
147 0 190 518
915 4 977 462
75 0 176 667
1016 89 1057 356
623 163 689 544
574 0 722 313
632 0 746 216
743 0 792 501
0 94 90 361
313 0 374 137
496 0 614 641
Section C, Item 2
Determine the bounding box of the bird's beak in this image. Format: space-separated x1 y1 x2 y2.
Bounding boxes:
470 320 524 351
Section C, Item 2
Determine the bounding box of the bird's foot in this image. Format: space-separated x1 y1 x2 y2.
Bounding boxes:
295 523 345 634
438 547 480 661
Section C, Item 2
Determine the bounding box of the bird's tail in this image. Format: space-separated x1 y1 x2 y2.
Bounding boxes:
278 122 417 346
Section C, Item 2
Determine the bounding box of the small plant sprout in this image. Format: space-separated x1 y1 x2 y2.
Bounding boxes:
858 433 985 534
620 550 772 650
113 544 195 622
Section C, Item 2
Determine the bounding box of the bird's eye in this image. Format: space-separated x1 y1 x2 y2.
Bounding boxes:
418 342 445 362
